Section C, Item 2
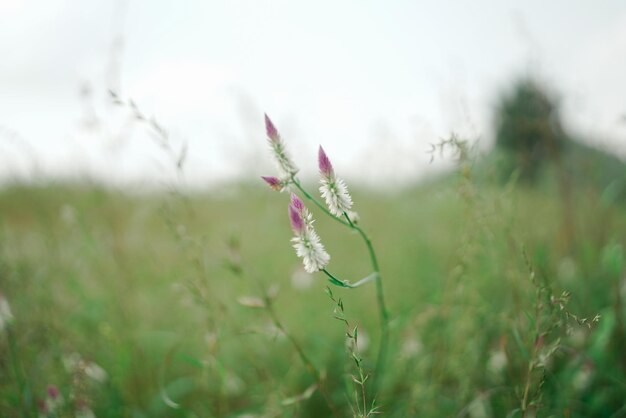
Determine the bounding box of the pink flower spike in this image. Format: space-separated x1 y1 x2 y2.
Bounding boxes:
261 176 282 191
290 193 305 213
264 113 279 142
47 385 60 400
288 204 305 233
318 146 334 177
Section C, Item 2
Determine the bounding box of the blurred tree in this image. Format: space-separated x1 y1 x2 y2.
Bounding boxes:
494 77 576 249
494 77 566 182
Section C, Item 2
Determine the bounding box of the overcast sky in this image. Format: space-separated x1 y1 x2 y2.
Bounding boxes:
1 0 625 188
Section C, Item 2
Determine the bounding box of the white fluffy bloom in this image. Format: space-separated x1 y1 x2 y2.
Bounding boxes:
291 228 331 273
319 177 353 217
265 114 299 176
289 195 330 273
318 146 353 217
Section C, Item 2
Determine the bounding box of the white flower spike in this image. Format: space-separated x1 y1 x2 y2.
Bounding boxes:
265 114 299 177
289 194 330 273
318 146 353 217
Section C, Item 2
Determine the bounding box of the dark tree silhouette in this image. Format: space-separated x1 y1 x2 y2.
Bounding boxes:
495 78 566 182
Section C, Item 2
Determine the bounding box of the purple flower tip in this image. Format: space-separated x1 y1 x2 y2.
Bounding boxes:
264 113 279 142
288 204 305 233
318 146 333 177
290 193 305 212
261 176 282 191
47 385 60 399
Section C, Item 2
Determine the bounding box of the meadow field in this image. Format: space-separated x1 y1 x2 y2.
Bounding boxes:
2 2 625 417
1 147 625 417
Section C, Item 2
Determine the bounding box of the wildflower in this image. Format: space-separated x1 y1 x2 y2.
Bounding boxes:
265 114 298 176
45 385 63 413
487 349 508 375
63 352 107 383
261 175 287 192
0 292 14 333
318 146 353 217
288 195 330 273
84 362 107 383
290 193 314 228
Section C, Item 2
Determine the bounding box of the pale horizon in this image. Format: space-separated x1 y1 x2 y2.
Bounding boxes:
1 0 625 189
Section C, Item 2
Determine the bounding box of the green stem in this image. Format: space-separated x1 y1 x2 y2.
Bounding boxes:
291 177 390 397
348 218 390 395
321 269 352 288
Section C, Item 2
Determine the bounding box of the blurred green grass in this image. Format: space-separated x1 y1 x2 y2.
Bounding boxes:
1 174 625 417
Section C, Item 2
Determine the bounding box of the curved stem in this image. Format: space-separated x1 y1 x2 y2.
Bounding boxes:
291 177 390 397
348 218 390 395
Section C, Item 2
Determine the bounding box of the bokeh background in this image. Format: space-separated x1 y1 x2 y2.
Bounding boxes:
1 1 625 417
2 0 625 186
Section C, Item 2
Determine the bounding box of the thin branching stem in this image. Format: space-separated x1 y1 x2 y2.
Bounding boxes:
263 297 342 418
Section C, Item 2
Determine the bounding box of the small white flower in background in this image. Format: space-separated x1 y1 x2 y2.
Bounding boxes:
63 352 107 383
60 204 77 225
224 371 245 396
265 114 299 177
400 337 423 359
318 146 354 217
84 362 107 383
573 361 594 391
288 194 330 273
487 349 508 375
63 352 82 372
237 295 266 309
291 267 314 290
468 394 492 418
0 292 14 332
75 404 96 418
